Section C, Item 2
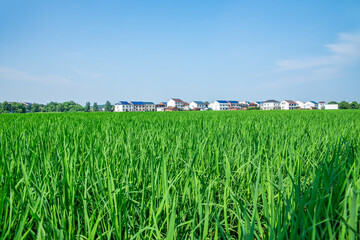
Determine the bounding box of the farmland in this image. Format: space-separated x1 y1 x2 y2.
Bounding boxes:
0 110 359 239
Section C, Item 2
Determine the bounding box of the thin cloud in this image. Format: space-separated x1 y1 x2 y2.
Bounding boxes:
277 32 360 71
73 67 102 78
0 66 74 85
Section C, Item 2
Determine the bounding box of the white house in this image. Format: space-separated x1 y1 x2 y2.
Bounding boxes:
189 101 206 110
296 101 305 109
325 104 339 110
318 101 326 109
210 100 230 111
144 102 156 111
238 101 249 108
260 100 280 110
130 101 146 112
305 101 318 109
167 98 184 109
114 101 134 112
281 100 298 110
228 100 241 110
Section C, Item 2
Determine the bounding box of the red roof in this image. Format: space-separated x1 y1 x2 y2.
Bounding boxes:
171 98 183 103
284 100 296 104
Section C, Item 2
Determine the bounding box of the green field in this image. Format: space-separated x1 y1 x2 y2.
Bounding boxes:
0 110 359 239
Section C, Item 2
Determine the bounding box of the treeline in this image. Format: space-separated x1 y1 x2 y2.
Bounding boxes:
329 101 360 109
0 101 114 113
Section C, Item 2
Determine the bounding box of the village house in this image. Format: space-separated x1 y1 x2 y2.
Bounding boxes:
144 102 156 111
210 100 230 111
249 102 259 108
164 106 179 111
281 100 298 110
318 101 326 109
130 101 146 112
260 100 280 110
167 98 184 109
189 101 206 110
114 101 134 112
305 101 318 110
228 100 241 110
296 101 305 109
156 102 167 111
238 101 250 108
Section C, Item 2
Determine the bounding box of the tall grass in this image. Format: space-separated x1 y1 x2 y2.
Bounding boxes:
0 110 359 239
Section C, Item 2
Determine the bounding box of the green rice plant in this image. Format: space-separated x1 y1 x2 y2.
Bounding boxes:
0 110 359 239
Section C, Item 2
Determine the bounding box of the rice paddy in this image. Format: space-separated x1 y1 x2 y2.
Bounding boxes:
0 110 359 239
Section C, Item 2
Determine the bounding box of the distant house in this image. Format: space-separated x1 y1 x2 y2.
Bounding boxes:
318 101 326 110
189 101 206 110
183 102 190 111
249 102 259 108
305 101 318 110
260 100 280 110
164 106 179 111
296 101 305 109
210 100 230 111
144 102 156 111
325 104 339 110
130 101 146 112
156 102 167 112
114 101 134 112
228 101 241 110
281 100 297 110
167 98 184 109
238 101 250 108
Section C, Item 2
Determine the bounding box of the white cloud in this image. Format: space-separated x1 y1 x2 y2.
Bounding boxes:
277 32 360 71
0 66 74 85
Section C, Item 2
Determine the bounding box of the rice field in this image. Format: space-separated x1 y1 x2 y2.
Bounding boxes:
0 110 359 239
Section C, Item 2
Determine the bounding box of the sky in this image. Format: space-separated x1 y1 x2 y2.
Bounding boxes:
0 0 359 104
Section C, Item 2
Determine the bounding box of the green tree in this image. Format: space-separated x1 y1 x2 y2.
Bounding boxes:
104 101 112 112
85 102 91 112
350 101 359 109
328 101 338 104
31 103 41 113
339 101 350 109
2 101 11 113
93 102 99 112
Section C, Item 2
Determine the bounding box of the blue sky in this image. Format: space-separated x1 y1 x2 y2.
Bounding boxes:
0 0 359 104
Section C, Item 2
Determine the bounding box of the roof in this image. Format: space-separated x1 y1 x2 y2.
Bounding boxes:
310 101 318 104
284 100 296 104
264 99 280 103
116 101 130 105
227 100 238 104
193 101 205 105
170 98 183 102
161 102 167 105
143 102 155 105
216 100 228 103
130 101 144 105
319 101 325 103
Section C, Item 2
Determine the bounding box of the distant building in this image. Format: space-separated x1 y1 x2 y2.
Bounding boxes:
238 101 250 108
189 101 206 110
318 101 326 110
227 100 241 110
164 106 179 111
144 102 156 111
249 102 259 108
114 101 134 112
296 101 305 109
260 100 280 110
210 100 230 111
156 102 167 112
167 98 184 109
281 100 297 110
130 101 146 112
183 102 190 111
324 104 339 110
305 101 318 110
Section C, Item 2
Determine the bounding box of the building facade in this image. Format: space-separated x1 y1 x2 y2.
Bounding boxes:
260 100 280 110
